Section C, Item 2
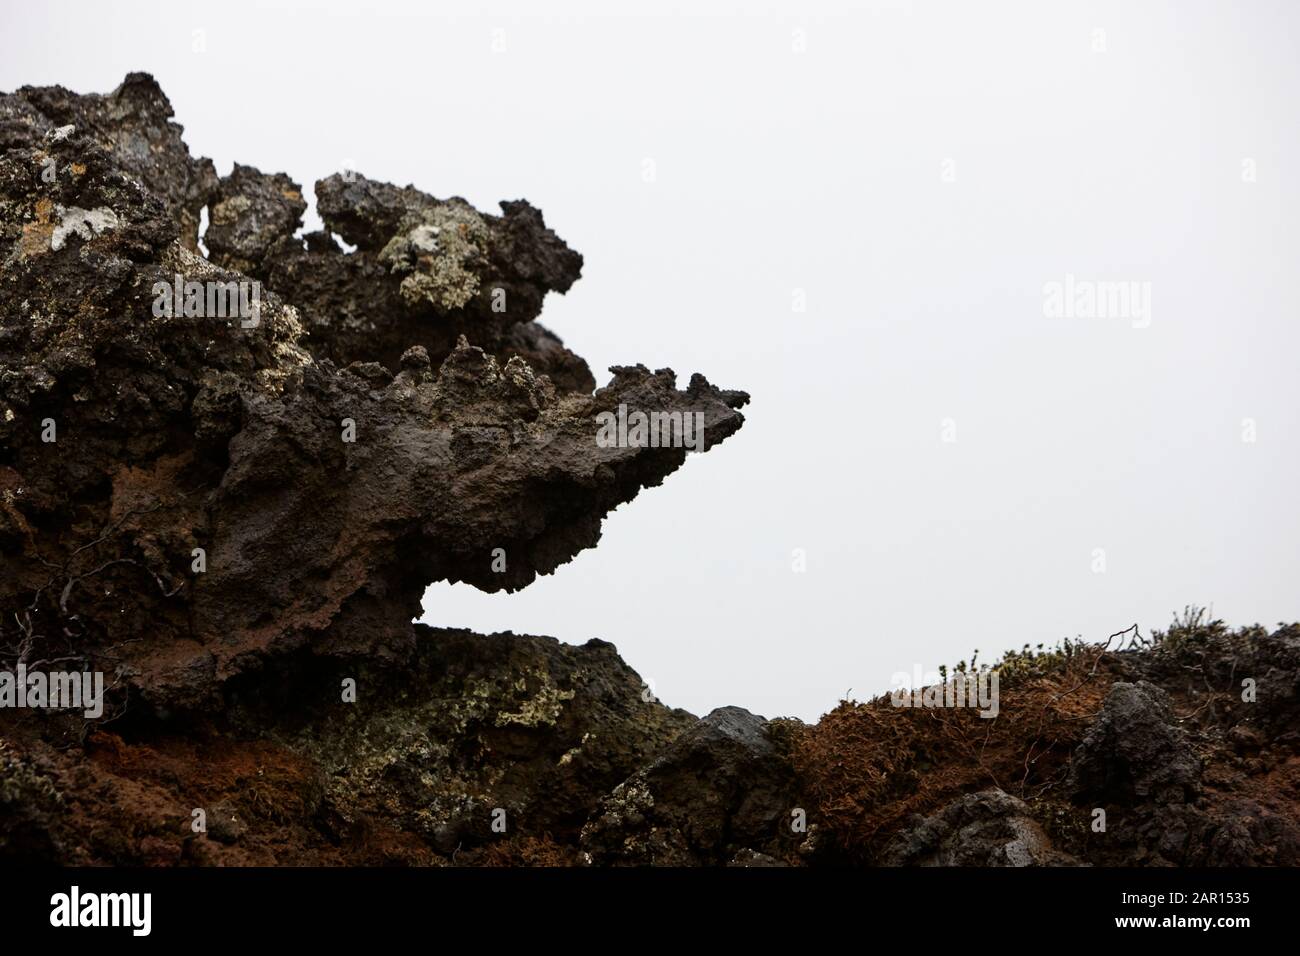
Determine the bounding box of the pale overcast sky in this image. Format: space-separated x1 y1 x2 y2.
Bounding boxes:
4 0 1298 721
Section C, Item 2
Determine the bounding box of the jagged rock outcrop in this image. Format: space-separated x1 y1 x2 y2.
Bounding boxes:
205 162 594 388
0 74 747 716
0 74 751 862
0 72 217 251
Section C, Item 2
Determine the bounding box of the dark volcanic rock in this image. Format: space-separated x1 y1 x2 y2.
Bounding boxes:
0 72 751 865
1199 796 1300 866
1063 672 1300 866
1069 681 1201 806
202 163 307 275
0 73 747 714
1 625 696 864
881 790 1082 867
0 72 217 250
278 626 698 857
580 706 802 865
206 163 592 386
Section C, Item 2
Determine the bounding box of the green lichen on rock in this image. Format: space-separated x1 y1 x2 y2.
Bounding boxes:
235 627 695 856
495 675 576 728
0 739 66 861
0 740 62 808
378 203 489 311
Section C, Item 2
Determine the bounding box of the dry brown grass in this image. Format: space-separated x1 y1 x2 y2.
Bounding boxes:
793 646 1115 862
474 834 579 867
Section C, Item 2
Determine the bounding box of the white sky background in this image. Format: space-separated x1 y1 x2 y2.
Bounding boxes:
3 0 1298 722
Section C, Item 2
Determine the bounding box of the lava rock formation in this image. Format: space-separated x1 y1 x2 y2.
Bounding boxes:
1 76 1296 867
